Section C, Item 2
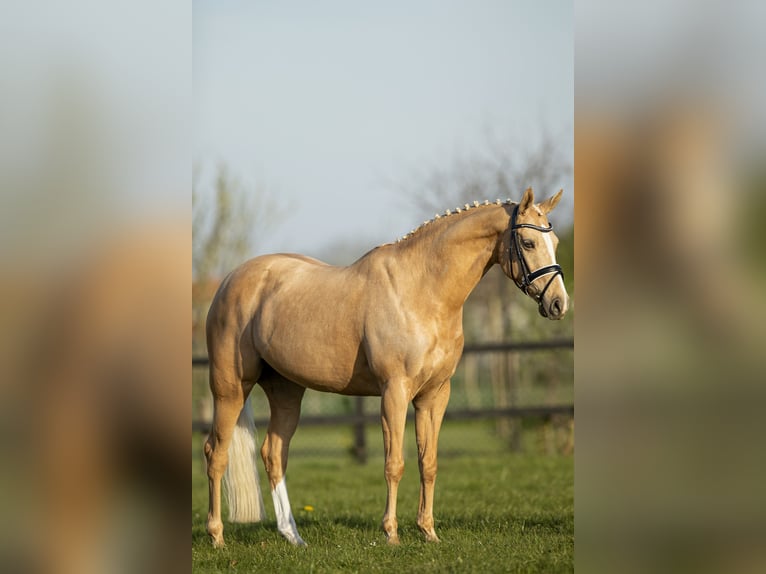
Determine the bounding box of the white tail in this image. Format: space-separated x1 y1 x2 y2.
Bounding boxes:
223 397 266 522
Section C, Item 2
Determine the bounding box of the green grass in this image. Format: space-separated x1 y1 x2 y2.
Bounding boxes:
192 421 573 573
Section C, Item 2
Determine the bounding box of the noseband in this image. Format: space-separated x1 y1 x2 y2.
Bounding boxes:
510 205 563 308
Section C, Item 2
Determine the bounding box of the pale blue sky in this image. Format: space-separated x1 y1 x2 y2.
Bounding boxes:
194 1 573 258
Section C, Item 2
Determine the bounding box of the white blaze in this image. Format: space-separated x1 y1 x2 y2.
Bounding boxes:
540 227 566 297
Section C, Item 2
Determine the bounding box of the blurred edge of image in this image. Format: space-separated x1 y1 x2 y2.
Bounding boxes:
575 2 766 574
0 2 190 573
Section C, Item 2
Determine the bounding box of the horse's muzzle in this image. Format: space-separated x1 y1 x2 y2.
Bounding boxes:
540 296 566 320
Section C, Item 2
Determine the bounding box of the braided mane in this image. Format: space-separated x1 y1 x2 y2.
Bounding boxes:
396 198 515 243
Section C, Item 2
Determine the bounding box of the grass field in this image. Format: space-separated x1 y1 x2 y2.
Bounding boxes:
192 420 573 573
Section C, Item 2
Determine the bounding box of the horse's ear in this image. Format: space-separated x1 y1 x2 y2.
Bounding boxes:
540 189 563 214
519 187 535 214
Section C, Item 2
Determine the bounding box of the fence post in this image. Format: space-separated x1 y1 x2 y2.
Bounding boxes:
508 351 523 452
353 396 367 464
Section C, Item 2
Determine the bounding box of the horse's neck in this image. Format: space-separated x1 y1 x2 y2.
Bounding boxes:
398 206 509 310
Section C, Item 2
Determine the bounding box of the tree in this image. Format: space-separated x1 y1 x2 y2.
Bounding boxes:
399 129 573 227
193 163 282 281
192 162 284 354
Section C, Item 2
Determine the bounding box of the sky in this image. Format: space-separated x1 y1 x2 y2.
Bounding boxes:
193 1 573 259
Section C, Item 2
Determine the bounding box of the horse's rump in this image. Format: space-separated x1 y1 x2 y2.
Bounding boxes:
211 253 379 394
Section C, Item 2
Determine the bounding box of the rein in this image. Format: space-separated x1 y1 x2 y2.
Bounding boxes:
510 204 563 309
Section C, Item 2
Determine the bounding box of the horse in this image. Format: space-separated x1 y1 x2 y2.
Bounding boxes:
203 186 569 547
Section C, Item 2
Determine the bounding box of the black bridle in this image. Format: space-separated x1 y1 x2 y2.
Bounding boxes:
510 204 563 309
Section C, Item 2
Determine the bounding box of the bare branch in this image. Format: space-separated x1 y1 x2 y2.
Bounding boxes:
192 162 284 281
397 130 572 221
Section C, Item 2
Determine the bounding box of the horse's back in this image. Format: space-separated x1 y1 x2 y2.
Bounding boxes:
207 253 340 336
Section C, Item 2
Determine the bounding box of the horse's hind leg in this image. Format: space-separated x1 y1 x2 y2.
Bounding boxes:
203 368 251 547
259 374 307 546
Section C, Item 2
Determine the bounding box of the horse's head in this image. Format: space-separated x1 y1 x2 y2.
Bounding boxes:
499 187 569 320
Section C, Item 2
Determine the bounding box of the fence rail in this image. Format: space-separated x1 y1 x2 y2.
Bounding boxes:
191 338 573 368
192 339 573 460
191 404 574 434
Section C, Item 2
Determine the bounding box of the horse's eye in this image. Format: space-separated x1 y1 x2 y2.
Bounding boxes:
522 240 535 249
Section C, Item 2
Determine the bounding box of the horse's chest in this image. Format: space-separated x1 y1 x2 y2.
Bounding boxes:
365 313 464 387
424 334 464 376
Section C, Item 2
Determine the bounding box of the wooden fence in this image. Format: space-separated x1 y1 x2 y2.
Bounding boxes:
192 339 573 461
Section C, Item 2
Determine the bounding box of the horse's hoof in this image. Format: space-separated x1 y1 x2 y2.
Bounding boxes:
208 520 225 548
418 523 440 543
280 530 307 547
385 534 400 545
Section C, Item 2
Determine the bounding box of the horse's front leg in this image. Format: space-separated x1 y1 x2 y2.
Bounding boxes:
380 380 409 544
413 380 451 543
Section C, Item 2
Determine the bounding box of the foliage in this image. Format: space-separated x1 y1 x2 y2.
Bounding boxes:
192 422 573 573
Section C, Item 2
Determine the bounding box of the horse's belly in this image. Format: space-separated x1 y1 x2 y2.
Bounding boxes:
325 374 382 397
262 354 381 396
255 329 381 396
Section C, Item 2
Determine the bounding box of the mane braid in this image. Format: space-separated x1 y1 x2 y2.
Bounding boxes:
395 198 514 243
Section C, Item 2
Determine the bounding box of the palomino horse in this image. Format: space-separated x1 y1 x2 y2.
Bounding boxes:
204 187 569 547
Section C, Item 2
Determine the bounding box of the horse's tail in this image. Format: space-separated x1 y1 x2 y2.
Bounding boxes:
223 396 266 522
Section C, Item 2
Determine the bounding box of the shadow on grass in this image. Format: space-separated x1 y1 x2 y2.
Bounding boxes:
192 512 572 551
326 514 376 530
193 515 367 544
438 513 573 535
191 521 279 546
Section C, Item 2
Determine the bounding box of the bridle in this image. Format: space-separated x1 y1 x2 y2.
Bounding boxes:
510 204 563 309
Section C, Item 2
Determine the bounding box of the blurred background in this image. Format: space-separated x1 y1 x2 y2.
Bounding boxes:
0 2 190 573
575 2 766 574
193 1 574 258
192 0 574 457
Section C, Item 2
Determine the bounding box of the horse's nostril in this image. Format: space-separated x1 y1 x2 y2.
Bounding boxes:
551 298 562 316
